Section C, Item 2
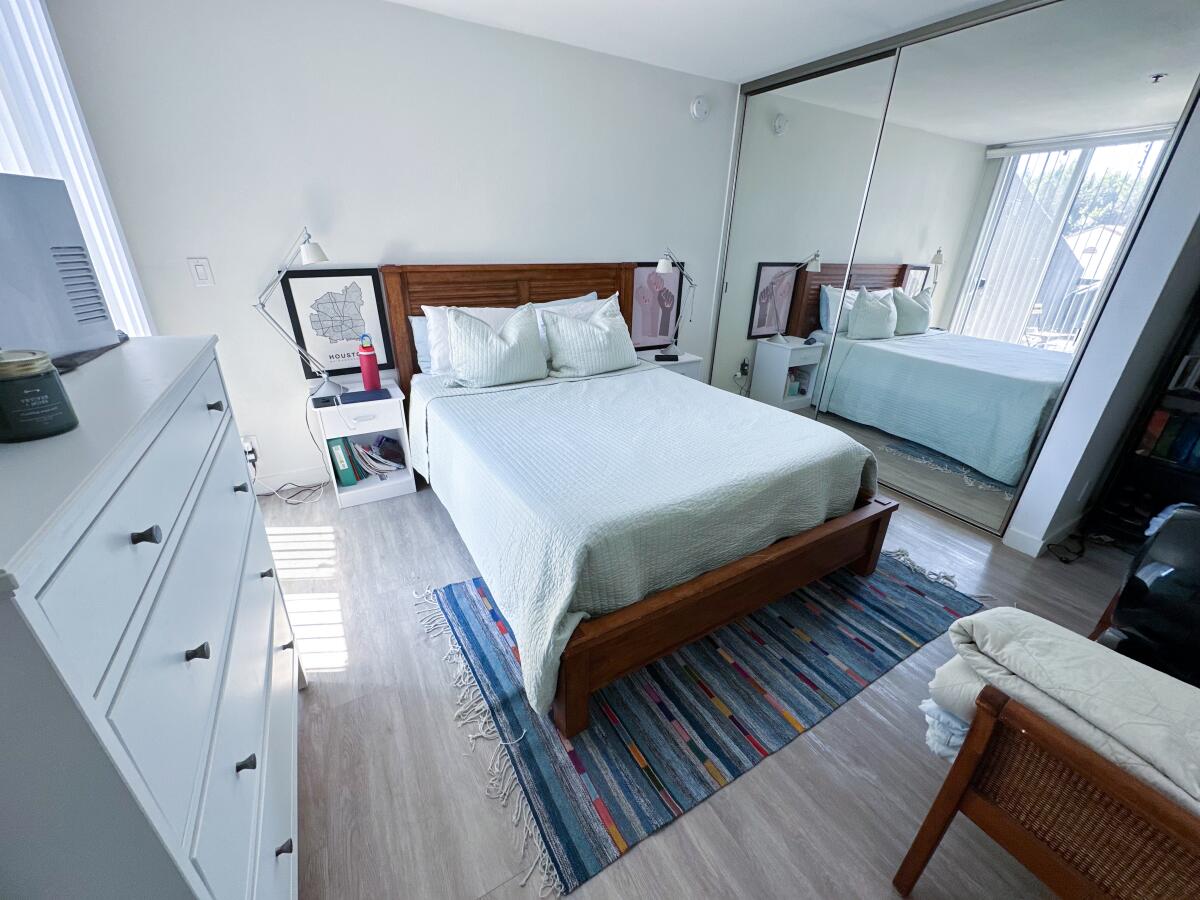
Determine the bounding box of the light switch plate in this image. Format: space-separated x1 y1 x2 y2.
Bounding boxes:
187 256 214 287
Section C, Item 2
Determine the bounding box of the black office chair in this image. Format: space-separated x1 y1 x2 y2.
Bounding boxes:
1093 503 1200 688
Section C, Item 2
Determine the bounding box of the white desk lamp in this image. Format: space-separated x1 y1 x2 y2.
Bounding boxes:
252 226 346 398
655 247 696 355
763 250 821 345
929 247 944 292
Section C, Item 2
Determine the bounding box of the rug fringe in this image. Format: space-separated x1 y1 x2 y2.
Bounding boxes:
414 589 565 897
883 548 958 589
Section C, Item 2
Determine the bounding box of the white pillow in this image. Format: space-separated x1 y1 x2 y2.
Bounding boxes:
821 285 893 333
892 287 933 335
423 305 518 375
421 293 597 374
446 304 547 387
542 295 637 378
409 315 432 372
846 287 897 340
534 292 603 356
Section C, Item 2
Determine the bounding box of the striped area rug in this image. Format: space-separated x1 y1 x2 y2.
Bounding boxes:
419 552 979 894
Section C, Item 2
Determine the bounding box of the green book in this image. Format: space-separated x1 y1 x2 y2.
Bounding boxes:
327 437 357 487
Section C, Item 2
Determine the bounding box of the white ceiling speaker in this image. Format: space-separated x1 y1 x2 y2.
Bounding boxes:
690 95 710 121
773 113 789 135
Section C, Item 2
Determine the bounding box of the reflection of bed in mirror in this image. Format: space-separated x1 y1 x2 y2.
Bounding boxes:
790 264 1072 486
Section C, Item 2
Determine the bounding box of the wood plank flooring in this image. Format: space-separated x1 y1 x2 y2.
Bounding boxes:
261 485 1128 899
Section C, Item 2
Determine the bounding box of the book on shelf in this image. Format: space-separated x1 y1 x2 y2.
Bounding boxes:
1138 408 1200 470
346 435 407 480
327 437 357 487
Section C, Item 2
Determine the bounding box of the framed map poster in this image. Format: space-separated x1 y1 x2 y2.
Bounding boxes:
281 267 394 379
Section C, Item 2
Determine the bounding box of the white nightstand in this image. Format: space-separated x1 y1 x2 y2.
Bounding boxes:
309 379 417 508
749 337 824 411
636 349 703 381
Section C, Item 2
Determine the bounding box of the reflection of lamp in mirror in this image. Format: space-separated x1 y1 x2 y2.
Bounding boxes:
929 246 944 292
764 251 820 345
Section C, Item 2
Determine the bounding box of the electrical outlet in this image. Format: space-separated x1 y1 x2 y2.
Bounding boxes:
242 434 259 472
738 358 749 376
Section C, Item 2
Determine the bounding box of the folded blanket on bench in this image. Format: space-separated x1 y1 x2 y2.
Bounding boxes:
924 607 1200 817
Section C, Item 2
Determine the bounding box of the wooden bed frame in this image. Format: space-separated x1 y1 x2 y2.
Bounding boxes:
787 262 911 338
380 262 897 736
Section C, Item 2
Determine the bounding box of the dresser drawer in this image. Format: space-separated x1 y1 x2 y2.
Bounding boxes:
191 512 275 900
255 590 298 900
37 360 231 689
108 422 257 840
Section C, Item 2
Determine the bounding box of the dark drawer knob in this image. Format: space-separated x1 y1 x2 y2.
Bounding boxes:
235 752 257 774
130 525 163 546
280 639 295 651
260 568 275 579
233 482 250 493
275 838 293 857
206 400 225 412
184 641 211 663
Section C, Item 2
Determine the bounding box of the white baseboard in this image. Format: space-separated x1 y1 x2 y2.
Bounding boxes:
253 466 329 496
1002 516 1080 558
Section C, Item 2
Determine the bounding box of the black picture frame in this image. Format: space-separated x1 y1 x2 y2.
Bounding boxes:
280 267 394 379
748 262 800 339
902 264 931 294
631 261 685 350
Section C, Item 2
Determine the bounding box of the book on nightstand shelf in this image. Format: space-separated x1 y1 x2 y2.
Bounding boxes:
327 437 357 487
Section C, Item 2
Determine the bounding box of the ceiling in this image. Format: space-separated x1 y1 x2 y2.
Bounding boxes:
385 0 1002 83
777 0 1200 145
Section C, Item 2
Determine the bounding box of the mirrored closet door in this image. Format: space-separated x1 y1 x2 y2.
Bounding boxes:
720 0 1200 533
710 57 896 403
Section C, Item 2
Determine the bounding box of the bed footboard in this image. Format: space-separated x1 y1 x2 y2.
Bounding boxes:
551 492 896 736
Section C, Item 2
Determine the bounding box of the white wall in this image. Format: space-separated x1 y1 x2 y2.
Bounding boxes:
1004 101 1200 556
47 0 737 485
711 92 988 392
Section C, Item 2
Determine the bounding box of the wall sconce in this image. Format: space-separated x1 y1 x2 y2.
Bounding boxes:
773 114 790 135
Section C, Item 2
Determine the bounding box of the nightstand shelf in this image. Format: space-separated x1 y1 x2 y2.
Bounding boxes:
749 337 824 410
309 380 417 509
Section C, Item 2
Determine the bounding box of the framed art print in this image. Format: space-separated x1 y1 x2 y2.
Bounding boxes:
748 262 799 339
631 261 684 349
902 264 931 295
281 267 394 378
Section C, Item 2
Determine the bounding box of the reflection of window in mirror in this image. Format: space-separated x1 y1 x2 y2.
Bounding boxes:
804 0 1200 533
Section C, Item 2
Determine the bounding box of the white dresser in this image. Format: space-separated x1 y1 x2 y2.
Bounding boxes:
0 337 299 899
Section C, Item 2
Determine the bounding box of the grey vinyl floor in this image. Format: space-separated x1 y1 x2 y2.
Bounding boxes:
260 485 1129 899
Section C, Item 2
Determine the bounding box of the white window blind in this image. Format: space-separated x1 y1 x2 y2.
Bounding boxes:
0 0 153 337
953 135 1166 353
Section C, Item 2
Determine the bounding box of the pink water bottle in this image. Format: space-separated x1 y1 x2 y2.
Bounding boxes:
358 334 381 391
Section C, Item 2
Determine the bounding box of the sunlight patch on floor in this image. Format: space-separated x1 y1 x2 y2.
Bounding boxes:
267 525 338 580
283 591 347 672
267 525 346 671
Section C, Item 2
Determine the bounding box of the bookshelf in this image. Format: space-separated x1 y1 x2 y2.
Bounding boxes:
1087 313 1200 546
310 380 417 509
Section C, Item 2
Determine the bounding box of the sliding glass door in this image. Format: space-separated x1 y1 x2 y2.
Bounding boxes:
953 136 1167 352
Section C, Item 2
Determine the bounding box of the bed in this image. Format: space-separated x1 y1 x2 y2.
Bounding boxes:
790 264 1072 486
381 263 895 736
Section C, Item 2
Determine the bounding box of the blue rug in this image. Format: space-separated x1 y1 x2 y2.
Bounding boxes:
884 438 1015 497
417 551 979 893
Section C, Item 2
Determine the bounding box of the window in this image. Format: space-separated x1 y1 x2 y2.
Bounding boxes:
952 134 1167 353
0 0 152 336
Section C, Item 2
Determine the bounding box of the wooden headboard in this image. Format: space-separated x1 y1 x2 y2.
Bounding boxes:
380 262 636 396
787 263 911 337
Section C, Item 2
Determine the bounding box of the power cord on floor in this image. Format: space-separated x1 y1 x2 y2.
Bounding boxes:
251 381 332 505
